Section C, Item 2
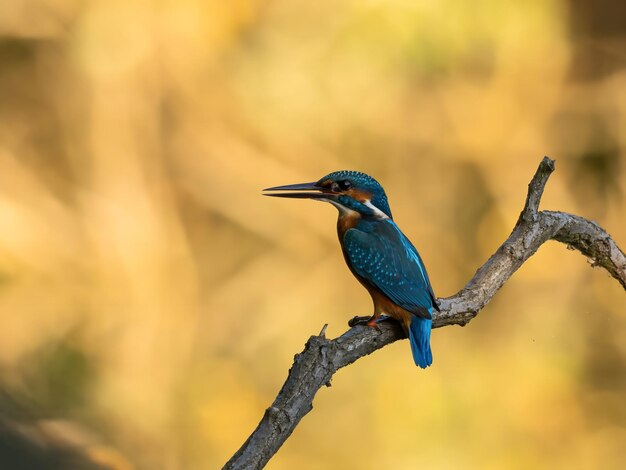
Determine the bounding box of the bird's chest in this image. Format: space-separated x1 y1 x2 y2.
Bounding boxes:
336 211 361 240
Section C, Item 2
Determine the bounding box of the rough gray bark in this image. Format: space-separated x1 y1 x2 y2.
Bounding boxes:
223 157 626 470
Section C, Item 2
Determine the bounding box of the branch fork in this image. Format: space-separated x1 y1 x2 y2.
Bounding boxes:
224 157 626 470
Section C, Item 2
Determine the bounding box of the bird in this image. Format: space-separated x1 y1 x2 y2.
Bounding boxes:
264 170 439 368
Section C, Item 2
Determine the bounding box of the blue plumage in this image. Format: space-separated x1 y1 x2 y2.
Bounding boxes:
265 170 438 368
344 219 436 319
409 314 433 368
344 218 437 368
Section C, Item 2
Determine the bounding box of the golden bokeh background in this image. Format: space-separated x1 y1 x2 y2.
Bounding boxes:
0 0 625 468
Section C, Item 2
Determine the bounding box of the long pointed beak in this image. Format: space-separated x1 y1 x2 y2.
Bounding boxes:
263 182 335 200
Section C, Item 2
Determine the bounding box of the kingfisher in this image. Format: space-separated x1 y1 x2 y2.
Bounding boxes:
264 171 439 368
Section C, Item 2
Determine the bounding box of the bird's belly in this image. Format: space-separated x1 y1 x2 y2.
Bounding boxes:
367 285 413 333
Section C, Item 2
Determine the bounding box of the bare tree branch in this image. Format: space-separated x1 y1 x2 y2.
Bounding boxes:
223 157 626 470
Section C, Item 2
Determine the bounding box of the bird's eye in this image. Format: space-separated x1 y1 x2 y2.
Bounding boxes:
338 180 352 190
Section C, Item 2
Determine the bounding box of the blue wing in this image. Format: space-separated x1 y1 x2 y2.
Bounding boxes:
343 219 437 319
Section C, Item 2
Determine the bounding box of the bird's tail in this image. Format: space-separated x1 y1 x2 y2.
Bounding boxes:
408 315 432 368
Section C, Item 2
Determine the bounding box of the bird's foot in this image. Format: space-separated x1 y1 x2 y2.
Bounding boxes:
348 315 393 330
348 315 371 327
366 316 382 332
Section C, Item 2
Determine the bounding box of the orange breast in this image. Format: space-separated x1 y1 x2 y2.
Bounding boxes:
368 287 413 333
336 211 361 239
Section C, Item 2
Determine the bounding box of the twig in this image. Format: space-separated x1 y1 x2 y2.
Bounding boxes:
224 157 626 470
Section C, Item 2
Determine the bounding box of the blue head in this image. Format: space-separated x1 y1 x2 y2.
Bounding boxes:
264 170 393 219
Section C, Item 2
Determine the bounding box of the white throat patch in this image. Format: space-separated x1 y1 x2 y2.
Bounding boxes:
327 198 389 219
363 200 389 219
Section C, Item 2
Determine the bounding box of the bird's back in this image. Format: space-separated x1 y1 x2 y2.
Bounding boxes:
342 218 437 319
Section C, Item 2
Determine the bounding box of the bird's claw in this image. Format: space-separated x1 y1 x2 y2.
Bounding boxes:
348 315 393 330
348 316 371 327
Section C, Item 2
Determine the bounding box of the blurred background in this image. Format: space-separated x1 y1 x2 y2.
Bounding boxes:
0 0 625 468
